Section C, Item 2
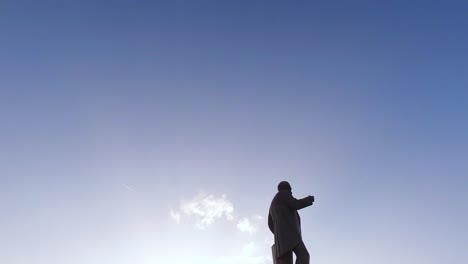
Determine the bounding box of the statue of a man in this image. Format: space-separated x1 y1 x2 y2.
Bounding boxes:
268 181 314 264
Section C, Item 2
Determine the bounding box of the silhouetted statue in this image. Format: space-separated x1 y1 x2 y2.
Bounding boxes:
268 181 314 264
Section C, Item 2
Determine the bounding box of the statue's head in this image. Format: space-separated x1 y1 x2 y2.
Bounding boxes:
277 181 292 192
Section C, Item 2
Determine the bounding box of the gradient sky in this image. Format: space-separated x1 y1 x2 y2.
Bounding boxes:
1 1 467 264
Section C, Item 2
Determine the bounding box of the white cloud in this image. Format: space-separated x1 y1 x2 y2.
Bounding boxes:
121 183 134 191
242 241 257 256
237 218 256 234
170 209 181 224
237 215 264 234
253 215 264 222
168 193 272 264
171 192 234 229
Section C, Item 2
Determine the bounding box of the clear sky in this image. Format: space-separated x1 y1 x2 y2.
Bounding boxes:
1 1 467 264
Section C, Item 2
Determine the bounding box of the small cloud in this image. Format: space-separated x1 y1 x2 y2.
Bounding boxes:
241 241 257 257
237 217 256 234
171 192 234 229
253 215 263 222
264 236 274 246
170 209 181 224
121 183 134 191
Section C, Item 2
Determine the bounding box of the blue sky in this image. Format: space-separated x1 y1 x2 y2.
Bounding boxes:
1 1 467 264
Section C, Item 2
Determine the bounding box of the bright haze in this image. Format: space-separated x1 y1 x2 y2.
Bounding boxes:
1 1 467 264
